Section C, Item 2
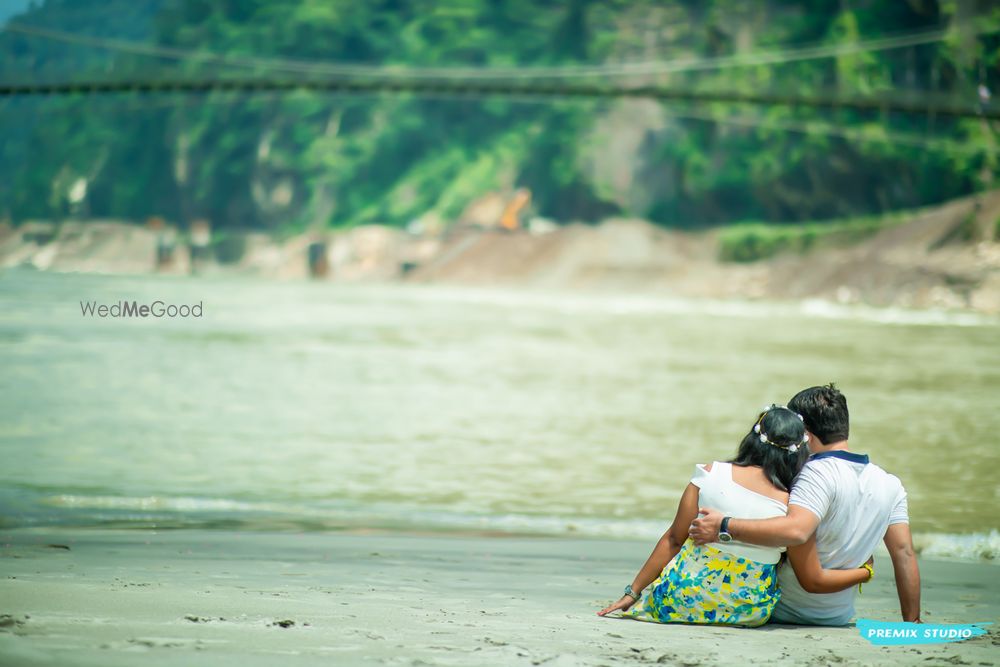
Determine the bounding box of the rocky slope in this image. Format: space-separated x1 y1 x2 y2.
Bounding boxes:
2 190 999 314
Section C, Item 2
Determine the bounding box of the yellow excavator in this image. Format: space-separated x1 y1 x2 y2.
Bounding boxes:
499 188 531 231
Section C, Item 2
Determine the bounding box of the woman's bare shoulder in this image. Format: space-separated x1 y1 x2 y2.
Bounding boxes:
731 464 790 503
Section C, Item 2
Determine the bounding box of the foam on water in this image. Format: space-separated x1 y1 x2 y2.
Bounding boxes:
797 299 995 327
915 530 1000 563
411 285 1000 327
33 493 667 539
45 494 273 513
14 493 999 564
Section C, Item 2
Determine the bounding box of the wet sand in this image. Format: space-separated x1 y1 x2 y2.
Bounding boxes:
0 528 997 666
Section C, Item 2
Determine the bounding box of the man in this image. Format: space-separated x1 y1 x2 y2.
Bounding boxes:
689 384 922 625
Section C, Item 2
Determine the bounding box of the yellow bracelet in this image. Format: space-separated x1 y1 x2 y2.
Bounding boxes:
858 562 874 593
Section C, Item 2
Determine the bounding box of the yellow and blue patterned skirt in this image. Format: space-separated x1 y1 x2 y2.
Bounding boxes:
620 539 779 627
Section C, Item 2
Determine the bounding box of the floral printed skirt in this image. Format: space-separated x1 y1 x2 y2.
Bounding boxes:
620 538 779 627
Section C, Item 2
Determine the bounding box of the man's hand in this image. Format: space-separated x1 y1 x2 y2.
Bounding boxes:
597 595 636 617
689 507 724 545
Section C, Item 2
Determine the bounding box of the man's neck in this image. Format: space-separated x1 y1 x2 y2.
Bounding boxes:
811 439 849 454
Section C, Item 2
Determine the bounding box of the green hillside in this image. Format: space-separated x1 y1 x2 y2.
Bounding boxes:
0 0 997 231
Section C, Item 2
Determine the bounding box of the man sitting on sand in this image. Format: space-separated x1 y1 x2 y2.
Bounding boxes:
689 384 922 626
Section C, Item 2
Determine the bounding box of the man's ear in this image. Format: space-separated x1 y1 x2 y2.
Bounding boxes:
804 431 819 453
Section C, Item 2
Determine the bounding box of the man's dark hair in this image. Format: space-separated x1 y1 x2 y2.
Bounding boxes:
788 384 849 444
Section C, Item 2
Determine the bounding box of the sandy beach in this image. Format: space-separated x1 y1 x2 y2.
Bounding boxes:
0 528 996 667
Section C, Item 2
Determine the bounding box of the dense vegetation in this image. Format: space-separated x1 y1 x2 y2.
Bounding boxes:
0 0 998 231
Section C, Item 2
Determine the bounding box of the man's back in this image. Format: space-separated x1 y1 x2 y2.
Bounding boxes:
773 452 908 625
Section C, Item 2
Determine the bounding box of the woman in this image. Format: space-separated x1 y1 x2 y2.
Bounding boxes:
597 405 872 627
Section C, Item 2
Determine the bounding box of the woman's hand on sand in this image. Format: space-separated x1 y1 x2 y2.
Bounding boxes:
597 595 636 617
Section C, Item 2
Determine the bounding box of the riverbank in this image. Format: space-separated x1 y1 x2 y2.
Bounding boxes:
0 528 996 667
406 189 1000 314
2 190 1000 314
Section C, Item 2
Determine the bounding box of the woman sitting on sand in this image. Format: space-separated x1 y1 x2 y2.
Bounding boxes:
598 405 872 626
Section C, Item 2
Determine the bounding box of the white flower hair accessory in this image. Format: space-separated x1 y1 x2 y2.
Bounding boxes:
754 405 808 454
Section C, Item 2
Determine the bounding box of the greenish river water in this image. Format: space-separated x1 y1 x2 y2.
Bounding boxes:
1 270 997 561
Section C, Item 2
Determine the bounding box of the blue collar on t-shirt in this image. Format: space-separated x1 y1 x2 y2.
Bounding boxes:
810 450 869 464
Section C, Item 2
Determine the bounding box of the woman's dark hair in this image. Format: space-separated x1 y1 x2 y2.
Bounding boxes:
729 406 808 492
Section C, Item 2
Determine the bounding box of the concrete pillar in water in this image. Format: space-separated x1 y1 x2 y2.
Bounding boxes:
308 240 329 278
189 219 212 273
147 216 176 270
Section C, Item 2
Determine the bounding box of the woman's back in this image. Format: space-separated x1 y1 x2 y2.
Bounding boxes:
691 461 788 565
730 464 790 504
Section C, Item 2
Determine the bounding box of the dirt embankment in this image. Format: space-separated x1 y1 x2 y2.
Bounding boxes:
2 190 999 314
406 190 1000 314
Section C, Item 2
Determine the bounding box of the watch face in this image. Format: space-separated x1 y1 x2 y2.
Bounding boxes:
718 532 733 543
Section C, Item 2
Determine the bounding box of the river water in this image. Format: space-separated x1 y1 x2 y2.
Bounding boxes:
1 270 997 561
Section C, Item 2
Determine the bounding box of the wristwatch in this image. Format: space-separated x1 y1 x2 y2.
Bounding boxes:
624 584 642 601
718 517 734 543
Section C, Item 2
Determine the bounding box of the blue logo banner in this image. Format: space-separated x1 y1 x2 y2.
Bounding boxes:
857 619 991 646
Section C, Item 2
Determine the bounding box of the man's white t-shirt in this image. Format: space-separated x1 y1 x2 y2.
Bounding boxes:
772 451 909 626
